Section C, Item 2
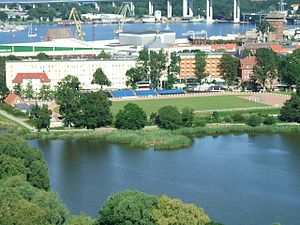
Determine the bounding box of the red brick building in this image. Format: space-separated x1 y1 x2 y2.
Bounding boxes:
239 56 256 81
266 11 285 42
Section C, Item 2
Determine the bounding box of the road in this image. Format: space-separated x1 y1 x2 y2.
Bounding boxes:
0 110 36 131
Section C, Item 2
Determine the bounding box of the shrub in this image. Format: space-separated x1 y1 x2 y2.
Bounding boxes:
0 103 28 118
280 94 300 122
156 106 182 130
246 114 262 127
181 107 194 127
224 116 233 123
115 103 147 130
212 111 221 123
194 118 206 127
231 113 245 123
263 116 276 125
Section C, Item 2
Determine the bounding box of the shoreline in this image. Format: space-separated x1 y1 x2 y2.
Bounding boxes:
15 124 300 150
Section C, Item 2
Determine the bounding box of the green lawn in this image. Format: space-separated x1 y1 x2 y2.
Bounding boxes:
111 95 267 116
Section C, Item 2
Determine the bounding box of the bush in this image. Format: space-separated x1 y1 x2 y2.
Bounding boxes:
280 94 300 122
0 103 28 118
181 107 194 127
212 111 221 123
231 113 245 123
156 106 182 130
194 118 206 127
246 115 262 127
263 116 276 125
115 103 147 130
224 116 233 123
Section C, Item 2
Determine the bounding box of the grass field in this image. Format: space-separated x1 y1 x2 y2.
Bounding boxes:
111 95 267 116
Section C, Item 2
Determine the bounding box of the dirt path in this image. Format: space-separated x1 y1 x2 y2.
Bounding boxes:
240 93 290 107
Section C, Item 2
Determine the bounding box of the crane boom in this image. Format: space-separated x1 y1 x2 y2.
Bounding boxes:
69 7 84 41
116 2 134 34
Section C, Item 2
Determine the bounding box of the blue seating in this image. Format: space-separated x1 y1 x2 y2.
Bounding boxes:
157 89 186 95
112 90 136 98
135 90 157 97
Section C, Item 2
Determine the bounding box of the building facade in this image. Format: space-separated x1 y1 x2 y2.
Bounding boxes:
239 56 256 81
178 52 223 80
6 59 136 91
266 11 285 42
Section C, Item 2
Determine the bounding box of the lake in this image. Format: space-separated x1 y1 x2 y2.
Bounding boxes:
29 134 300 225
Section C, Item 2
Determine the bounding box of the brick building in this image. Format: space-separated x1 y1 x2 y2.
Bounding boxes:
178 52 223 80
239 56 256 81
266 11 285 42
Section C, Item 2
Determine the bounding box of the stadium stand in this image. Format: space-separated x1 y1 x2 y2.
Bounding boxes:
157 89 186 95
135 90 158 97
112 90 136 98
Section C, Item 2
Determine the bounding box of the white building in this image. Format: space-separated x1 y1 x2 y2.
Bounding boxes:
6 58 136 91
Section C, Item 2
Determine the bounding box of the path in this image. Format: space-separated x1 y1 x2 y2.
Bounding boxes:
0 110 35 131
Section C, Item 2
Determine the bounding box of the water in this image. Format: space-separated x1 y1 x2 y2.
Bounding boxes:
29 134 300 225
0 22 256 44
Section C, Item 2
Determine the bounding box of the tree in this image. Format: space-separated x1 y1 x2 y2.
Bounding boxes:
30 104 52 131
32 190 69 225
167 52 180 89
125 67 145 90
0 55 17 97
246 114 262 127
149 50 167 89
115 103 147 130
280 93 300 123
0 154 27 181
55 75 81 127
279 49 300 89
256 20 275 42
0 12 8 22
36 53 50 60
156 106 182 130
195 51 207 83
23 81 35 99
39 84 53 101
77 92 113 129
219 53 239 87
253 48 279 91
152 195 211 225
13 84 23 96
97 190 158 225
92 68 111 90
181 107 194 127
65 215 95 225
96 50 111 60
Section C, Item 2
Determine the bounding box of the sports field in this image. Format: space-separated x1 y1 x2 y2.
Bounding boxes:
111 95 267 115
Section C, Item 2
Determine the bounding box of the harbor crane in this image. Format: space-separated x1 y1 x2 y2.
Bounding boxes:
69 7 84 41
115 2 134 34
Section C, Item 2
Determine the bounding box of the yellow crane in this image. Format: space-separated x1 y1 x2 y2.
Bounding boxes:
116 2 134 34
69 7 84 41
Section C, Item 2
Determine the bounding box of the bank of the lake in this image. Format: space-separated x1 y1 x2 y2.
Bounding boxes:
23 124 300 150
28 133 300 225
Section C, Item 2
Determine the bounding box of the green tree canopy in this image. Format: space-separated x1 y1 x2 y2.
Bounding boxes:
36 53 50 60
125 67 145 90
55 75 81 127
156 106 182 130
256 20 275 42
76 92 113 129
181 107 194 127
96 50 111 60
152 195 210 225
219 53 239 87
92 68 111 90
97 190 158 225
167 52 180 89
39 84 53 101
280 89 300 123
115 103 147 130
279 49 300 88
23 81 35 99
195 51 207 83
253 48 279 90
65 214 95 225
30 104 52 131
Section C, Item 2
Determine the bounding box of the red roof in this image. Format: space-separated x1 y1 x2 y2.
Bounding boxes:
211 44 237 51
4 93 22 107
12 73 51 84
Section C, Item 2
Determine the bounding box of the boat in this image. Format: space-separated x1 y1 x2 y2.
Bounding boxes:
142 15 156 23
189 15 205 23
28 24 37 38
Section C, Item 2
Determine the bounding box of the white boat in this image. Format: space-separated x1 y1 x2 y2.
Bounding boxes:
28 24 37 38
189 16 205 23
142 15 156 23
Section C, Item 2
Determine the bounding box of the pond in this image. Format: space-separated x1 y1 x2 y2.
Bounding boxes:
29 134 300 225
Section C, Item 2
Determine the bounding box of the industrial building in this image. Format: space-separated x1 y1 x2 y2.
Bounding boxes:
119 30 176 47
6 58 136 91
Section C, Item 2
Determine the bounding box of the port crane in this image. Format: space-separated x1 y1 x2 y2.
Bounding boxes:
115 2 134 34
69 7 84 41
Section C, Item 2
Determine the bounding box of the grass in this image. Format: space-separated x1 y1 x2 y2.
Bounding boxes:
111 95 267 116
